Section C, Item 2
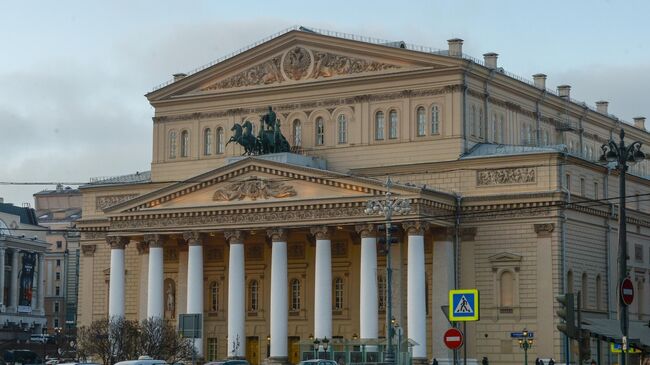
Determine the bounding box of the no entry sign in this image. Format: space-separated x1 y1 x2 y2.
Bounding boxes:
443 328 464 350
621 278 634 306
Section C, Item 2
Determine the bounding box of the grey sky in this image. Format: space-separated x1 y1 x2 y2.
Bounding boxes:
2 0 649 205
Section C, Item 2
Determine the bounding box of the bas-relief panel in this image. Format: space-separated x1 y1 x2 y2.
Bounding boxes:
476 167 536 186
95 194 140 211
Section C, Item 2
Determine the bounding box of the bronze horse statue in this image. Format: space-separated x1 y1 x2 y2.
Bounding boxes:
226 120 258 155
227 107 291 155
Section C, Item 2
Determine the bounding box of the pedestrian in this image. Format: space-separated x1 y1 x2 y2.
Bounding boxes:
535 358 540 365
432 359 439 365
539 359 544 365
482 357 488 365
548 359 555 365
590 360 596 365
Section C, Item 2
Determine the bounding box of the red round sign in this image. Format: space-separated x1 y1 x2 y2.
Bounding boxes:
443 328 464 350
621 278 634 306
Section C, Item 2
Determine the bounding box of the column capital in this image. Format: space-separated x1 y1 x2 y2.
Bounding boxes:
355 224 376 238
267 228 287 242
402 221 430 236
144 234 163 248
106 236 129 249
183 231 203 246
81 244 97 256
534 223 555 237
224 230 245 245
310 226 331 240
136 241 148 255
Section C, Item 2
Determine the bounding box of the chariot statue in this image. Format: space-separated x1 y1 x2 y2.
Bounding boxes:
226 106 291 155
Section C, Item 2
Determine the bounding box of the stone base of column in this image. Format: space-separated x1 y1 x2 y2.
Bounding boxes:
264 356 290 365
412 357 429 365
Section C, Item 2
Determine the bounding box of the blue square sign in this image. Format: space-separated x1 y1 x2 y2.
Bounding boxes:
449 289 479 321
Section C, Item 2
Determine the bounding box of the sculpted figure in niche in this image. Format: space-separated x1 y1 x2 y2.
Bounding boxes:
165 280 175 318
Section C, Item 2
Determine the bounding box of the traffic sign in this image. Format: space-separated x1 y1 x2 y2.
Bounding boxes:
449 289 479 321
610 342 642 354
443 328 464 350
620 278 634 306
510 332 534 339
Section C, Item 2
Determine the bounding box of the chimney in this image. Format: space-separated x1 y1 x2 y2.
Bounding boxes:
633 117 646 130
483 52 498 69
447 38 464 57
595 101 609 114
532 74 547 89
173 73 187 82
557 85 571 99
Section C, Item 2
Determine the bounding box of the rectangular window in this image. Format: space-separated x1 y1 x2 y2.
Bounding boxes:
56 259 61 267
207 338 218 361
635 244 643 262
55 286 60 296
580 178 585 196
55 272 61 281
56 241 62 249
565 174 571 192
54 302 60 313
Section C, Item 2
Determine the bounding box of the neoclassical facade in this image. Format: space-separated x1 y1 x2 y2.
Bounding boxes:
77 27 650 365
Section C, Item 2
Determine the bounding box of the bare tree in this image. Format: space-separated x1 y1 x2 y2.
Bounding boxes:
77 317 140 365
139 317 193 364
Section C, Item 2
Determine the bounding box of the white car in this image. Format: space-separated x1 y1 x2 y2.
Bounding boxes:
114 356 167 365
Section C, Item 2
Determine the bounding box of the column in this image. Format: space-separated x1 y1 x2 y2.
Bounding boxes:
184 231 204 356
225 230 245 358
404 222 429 363
107 236 129 318
356 224 378 341
38 253 45 314
268 229 288 363
310 226 332 339
146 234 164 319
0 247 5 309
431 228 454 364
9 249 19 311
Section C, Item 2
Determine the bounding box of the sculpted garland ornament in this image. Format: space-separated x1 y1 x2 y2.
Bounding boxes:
213 176 297 201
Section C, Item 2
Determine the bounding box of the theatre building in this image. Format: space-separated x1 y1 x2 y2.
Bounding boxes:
76 27 650 365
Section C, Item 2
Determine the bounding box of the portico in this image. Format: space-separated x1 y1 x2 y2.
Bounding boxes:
98 157 457 362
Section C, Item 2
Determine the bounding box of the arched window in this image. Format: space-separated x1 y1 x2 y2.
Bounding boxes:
315 117 325 146
416 107 426 136
378 274 386 311
431 105 440 135
581 273 588 308
216 127 224 154
249 280 259 313
292 119 302 147
388 110 398 139
567 270 574 294
500 271 514 307
290 279 301 311
337 114 347 144
210 281 219 312
596 275 602 310
334 277 344 310
204 128 212 155
180 130 190 157
169 131 177 158
375 111 385 140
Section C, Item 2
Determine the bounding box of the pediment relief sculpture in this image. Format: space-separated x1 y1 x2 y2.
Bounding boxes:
202 46 401 91
212 176 297 201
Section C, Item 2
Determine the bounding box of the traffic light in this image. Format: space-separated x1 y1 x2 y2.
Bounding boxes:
556 293 577 338
578 330 591 360
377 224 400 254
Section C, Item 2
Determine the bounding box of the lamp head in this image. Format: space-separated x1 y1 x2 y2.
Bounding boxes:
606 149 618 163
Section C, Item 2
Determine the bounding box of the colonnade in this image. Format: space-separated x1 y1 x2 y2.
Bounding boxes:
0 247 46 314
107 222 454 362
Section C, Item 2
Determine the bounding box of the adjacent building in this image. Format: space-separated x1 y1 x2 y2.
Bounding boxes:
0 199 48 341
76 27 650 365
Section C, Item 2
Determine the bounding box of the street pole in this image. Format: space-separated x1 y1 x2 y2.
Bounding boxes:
600 129 646 365
364 177 411 365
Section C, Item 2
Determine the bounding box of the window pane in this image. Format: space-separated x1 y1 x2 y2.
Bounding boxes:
431 106 440 135
217 128 224 154
210 282 218 312
389 110 398 139
375 112 384 140
416 107 425 136
291 279 301 311
169 131 177 158
181 131 190 157
249 280 259 312
316 117 324 145
337 115 347 144
204 128 212 155
334 278 344 310
378 275 386 310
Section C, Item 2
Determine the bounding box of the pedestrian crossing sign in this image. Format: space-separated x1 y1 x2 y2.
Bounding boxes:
449 289 479 321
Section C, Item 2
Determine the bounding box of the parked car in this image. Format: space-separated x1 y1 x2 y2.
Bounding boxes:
114 356 167 365
28 334 53 344
204 360 250 365
297 360 337 365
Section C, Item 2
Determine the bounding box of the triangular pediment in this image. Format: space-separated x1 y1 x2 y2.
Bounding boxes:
105 157 424 215
488 252 523 263
148 29 461 100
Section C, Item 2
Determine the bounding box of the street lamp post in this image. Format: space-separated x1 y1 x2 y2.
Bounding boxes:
599 129 645 365
364 177 411 365
517 330 533 365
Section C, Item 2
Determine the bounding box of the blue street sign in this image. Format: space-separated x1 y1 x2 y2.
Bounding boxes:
510 332 534 339
449 289 479 321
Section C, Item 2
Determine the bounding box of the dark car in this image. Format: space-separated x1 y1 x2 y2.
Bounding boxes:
298 360 337 365
204 360 250 365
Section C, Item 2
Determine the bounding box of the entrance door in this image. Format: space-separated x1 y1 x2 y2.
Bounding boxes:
288 336 300 365
246 336 259 365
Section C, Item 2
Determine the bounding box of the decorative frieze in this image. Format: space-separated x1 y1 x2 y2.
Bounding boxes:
477 167 536 186
81 244 96 256
213 177 297 201
82 231 106 240
534 223 555 237
96 194 139 211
